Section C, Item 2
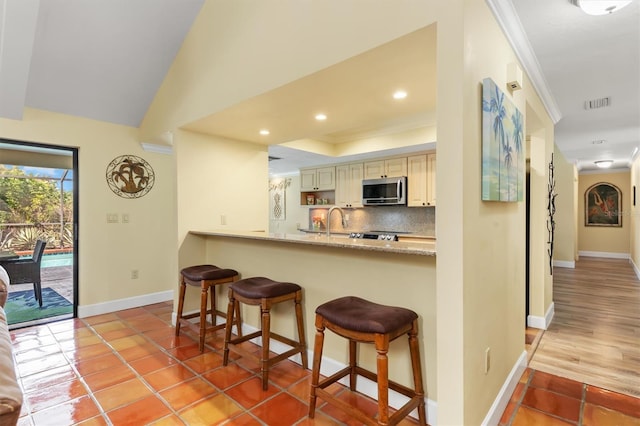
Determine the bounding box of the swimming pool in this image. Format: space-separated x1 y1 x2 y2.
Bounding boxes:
18 252 74 268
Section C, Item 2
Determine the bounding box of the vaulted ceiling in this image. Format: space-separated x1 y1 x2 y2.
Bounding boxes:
1 0 638 175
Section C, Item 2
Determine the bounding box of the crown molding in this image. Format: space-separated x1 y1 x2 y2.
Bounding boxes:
485 0 563 124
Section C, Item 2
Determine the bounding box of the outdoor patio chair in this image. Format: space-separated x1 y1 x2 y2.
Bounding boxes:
0 240 47 307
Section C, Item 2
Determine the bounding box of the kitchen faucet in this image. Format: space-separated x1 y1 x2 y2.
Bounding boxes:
326 206 347 237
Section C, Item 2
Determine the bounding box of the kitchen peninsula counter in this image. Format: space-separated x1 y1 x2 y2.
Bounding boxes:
190 230 436 256
184 228 437 412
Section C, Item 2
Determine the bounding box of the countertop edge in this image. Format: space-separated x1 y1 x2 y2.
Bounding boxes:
190 230 436 257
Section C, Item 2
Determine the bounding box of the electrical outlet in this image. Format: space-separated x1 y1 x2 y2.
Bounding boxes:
220 215 227 225
106 213 119 223
484 347 491 374
131 270 139 279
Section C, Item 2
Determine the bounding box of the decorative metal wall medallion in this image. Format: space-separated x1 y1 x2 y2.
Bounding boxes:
106 155 155 198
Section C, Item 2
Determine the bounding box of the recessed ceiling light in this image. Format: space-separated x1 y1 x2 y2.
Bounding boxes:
591 139 605 145
315 114 327 121
594 160 613 169
393 90 408 100
259 129 270 135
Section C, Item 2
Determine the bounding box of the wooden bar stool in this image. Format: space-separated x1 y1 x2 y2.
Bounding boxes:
223 276 308 390
175 264 242 352
309 296 426 426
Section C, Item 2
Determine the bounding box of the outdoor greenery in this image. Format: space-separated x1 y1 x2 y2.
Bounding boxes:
0 165 73 251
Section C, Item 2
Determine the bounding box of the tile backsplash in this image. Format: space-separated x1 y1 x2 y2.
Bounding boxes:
307 206 435 236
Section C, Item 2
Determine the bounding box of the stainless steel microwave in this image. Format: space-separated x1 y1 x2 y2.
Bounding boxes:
362 176 407 206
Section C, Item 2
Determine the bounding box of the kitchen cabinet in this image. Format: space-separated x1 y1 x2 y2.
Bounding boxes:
407 153 436 206
300 167 335 191
335 163 364 207
364 157 407 179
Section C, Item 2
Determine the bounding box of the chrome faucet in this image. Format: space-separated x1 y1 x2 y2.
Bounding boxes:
326 206 347 236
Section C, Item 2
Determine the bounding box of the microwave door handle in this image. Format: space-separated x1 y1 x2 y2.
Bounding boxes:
397 179 402 198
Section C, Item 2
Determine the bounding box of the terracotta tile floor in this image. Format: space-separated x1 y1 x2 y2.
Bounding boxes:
9 302 422 425
9 302 640 425
499 368 640 426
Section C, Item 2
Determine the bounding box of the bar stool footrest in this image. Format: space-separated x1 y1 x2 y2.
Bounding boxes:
227 331 305 364
316 366 424 426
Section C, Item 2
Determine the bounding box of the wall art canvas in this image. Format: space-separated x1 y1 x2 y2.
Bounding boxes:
482 78 524 202
585 182 621 227
269 178 290 221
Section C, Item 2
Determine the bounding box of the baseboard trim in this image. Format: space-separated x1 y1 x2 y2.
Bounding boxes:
233 322 438 425
527 302 555 330
482 350 528 426
630 258 640 281
553 260 575 269
578 251 630 259
78 290 173 318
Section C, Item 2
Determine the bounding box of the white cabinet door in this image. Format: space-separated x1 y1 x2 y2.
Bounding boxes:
363 160 385 179
364 158 407 179
300 167 335 191
426 153 436 206
335 163 363 207
407 155 427 206
300 169 317 191
315 167 336 190
385 157 407 178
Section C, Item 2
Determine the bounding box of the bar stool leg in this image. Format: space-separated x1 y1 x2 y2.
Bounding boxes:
222 290 236 365
309 314 325 419
409 320 427 425
209 285 216 326
260 303 271 390
198 284 209 352
175 278 186 336
349 340 357 390
234 301 243 337
375 334 390 426
294 291 308 369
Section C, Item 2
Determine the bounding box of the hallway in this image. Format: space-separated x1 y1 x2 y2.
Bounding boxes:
530 257 640 398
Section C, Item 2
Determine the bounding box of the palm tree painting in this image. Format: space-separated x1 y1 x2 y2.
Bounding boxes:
482 78 524 202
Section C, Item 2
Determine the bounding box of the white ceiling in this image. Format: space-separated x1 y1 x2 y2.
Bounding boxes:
0 0 638 175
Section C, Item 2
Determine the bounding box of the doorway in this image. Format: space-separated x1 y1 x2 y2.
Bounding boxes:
0 139 78 328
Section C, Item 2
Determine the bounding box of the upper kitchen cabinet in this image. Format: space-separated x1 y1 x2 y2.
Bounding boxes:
364 158 408 179
300 167 336 191
335 163 364 208
407 153 436 207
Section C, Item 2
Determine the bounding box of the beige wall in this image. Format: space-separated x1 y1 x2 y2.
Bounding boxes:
0 108 177 307
553 147 578 264
444 0 551 422
578 171 631 255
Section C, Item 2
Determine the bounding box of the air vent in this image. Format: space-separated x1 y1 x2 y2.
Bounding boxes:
584 97 611 110
268 156 282 161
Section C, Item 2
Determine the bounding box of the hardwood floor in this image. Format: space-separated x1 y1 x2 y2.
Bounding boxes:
529 257 640 398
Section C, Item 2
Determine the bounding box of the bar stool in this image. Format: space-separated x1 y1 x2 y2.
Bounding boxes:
223 277 308 390
175 264 242 352
309 296 426 426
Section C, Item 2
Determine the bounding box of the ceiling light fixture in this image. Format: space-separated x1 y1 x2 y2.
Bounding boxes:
570 0 632 15
315 114 327 121
259 129 270 135
393 90 407 100
594 160 614 168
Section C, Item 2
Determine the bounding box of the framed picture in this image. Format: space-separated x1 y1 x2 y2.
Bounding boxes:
482 78 525 202
585 182 622 227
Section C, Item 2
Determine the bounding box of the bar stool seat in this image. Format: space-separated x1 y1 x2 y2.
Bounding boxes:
175 264 242 352
309 296 426 426
223 277 308 390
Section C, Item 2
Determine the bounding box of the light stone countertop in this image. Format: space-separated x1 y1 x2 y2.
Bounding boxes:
190 230 436 257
